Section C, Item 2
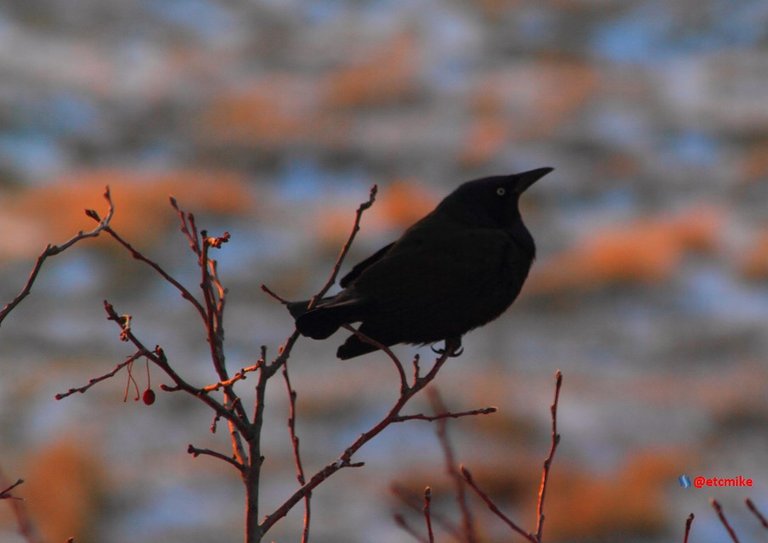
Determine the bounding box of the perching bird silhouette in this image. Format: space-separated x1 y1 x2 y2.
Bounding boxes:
288 167 552 359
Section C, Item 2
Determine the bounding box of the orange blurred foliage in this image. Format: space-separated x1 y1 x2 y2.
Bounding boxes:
199 75 323 147
314 179 436 248
529 206 724 295
460 60 597 166
543 448 686 541
740 139 768 183
0 169 252 260
740 228 768 280
323 33 420 109
21 438 106 543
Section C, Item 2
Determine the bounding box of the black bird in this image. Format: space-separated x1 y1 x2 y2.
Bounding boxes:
288 167 552 360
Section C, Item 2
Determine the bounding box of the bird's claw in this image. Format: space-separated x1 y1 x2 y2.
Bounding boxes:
431 338 463 357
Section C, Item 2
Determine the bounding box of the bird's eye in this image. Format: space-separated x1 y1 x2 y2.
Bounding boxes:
496 187 506 196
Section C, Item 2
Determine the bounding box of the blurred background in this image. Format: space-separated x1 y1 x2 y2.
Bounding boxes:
1 1 768 541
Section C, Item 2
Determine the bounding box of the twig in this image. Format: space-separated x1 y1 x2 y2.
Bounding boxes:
187 445 245 473
101 301 251 438
0 478 23 500
282 360 311 543
430 389 477 543
0 468 41 543
201 362 263 393
746 499 768 529
341 323 408 392
260 349 452 535
392 406 496 423
99 224 206 321
0 186 114 327
535 370 563 541
309 184 377 308
461 466 536 542
423 486 435 543
391 484 464 541
55 352 144 400
712 499 740 543
683 513 694 543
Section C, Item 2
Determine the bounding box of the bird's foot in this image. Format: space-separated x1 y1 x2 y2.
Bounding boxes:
431 337 463 357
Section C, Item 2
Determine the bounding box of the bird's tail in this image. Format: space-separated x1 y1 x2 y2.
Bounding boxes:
287 298 363 340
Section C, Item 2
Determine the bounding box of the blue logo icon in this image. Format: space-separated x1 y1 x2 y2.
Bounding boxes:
679 474 692 489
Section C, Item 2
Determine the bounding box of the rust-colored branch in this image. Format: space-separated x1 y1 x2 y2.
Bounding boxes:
391 484 464 541
746 499 768 530
535 369 563 541
423 486 435 543
188 444 245 473
683 513 694 543
712 499 740 543
0 478 23 500
101 225 206 322
341 323 408 392
392 406 497 424
55 352 144 400
309 184 377 308
430 389 477 543
260 349 451 535
101 301 251 438
0 186 114 327
462 465 536 542
282 360 310 542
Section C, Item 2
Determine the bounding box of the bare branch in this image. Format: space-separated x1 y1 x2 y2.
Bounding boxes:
535 369 563 541
102 225 206 321
188 444 245 473
282 360 310 542
341 323 408 392
683 513 694 543
101 301 251 438
430 389 477 543
712 499 740 543
423 486 435 543
0 186 114 327
391 484 464 541
55 352 144 400
461 466 536 542
746 498 768 530
260 348 452 535
201 362 263 393
392 406 496 423
309 184 377 308
0 478 23 500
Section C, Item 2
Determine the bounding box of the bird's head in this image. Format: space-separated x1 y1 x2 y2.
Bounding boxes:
438 167 553 228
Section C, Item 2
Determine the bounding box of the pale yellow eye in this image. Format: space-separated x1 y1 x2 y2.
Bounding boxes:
496 187 506 196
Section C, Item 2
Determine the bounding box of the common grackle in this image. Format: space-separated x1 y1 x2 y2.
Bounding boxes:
288 167 552 359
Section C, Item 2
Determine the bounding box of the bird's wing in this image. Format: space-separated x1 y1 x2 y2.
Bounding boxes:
340 241 395 288
353 226 528 313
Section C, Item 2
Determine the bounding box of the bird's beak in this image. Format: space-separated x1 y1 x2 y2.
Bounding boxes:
515 167 554 193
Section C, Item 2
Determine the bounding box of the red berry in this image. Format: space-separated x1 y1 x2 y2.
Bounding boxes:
142 389 156 405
